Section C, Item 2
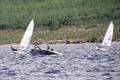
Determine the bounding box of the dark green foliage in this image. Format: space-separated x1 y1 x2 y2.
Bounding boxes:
48 19 60 31
90 37 97 43
0 0 120 30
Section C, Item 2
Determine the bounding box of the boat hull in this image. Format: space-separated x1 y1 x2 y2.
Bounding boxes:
30 49 62 56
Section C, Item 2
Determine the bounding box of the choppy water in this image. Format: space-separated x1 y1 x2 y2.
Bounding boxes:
0 42 120 80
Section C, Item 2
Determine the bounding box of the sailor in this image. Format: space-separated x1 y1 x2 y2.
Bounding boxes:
47 45 54 51
47 45 50 50
97 43 102 48
51 48 54 51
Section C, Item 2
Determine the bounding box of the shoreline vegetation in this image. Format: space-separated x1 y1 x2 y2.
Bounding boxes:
0 0 120 30
0 0 120 44
0 26 120 45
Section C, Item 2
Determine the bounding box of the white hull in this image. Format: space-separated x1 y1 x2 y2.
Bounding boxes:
16 50 25 54
96 47 109 51
42 49 63 55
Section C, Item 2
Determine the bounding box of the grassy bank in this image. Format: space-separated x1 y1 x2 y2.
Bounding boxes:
0 21 120 44
0 0 120 44
0 0 120 29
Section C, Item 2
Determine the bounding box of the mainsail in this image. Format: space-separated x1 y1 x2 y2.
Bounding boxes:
102 21 114 47
19 19 34 51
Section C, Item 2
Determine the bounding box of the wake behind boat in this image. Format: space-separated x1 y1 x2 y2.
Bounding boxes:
96 21 114 51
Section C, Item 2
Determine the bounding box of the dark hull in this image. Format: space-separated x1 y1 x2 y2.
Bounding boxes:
30 49 58 56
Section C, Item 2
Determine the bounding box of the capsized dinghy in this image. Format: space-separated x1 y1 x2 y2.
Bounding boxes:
30 45 63 56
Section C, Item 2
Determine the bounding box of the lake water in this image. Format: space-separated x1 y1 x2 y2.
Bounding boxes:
0 42 120 80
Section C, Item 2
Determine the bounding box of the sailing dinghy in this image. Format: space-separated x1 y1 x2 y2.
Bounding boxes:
30 45 63 56
96 21 114 51
11 19 62 55
11 19 34 54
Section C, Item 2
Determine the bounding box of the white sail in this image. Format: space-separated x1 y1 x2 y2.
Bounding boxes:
19 19 34 51
102 21 114 47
